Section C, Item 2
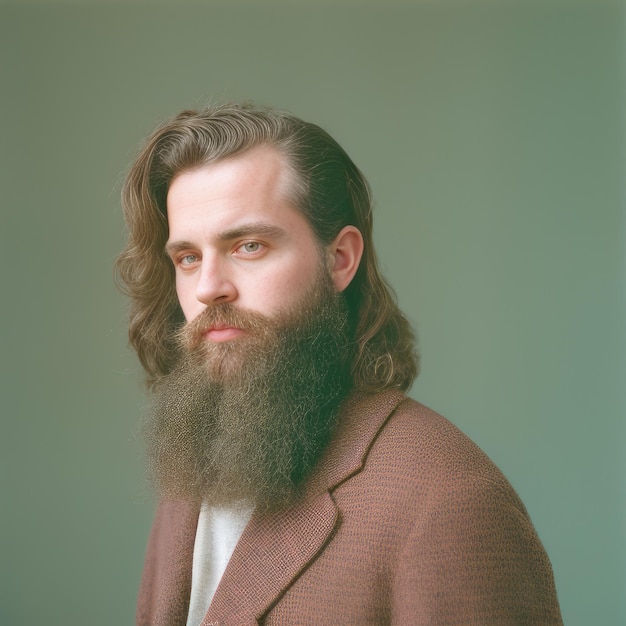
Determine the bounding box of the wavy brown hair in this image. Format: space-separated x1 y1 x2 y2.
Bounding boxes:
116 103 418 391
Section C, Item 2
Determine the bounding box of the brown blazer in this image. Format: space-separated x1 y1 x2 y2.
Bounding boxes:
136 391 563 625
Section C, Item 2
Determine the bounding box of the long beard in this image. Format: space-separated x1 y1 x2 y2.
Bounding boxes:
143 272 353 513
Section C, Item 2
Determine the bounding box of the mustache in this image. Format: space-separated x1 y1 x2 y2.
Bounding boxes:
176 303 270 350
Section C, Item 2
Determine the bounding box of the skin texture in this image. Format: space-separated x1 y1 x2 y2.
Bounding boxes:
165 146 364 329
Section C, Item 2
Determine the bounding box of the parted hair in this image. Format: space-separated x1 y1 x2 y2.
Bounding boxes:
116 103 418 391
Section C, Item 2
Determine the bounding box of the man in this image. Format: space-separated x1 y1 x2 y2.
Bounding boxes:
117 104 563 625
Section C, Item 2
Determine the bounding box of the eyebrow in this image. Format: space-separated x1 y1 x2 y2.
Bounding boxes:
165 222 287 257
216 222 286 242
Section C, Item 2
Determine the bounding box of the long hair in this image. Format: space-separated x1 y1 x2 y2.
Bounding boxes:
116 103 418 391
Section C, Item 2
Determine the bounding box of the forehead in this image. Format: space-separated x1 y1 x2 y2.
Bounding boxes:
165 146 312 242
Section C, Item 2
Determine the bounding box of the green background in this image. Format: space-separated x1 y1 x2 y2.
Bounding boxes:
1 1 624 624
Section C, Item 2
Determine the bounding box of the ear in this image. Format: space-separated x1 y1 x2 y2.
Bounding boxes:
327 225 364 292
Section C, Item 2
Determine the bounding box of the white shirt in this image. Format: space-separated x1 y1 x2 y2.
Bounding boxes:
185 502 254 626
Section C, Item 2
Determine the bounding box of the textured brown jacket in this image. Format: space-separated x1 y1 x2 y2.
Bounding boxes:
137 391 563 625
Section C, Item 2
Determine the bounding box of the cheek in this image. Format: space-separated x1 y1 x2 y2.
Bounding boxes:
174 279 188 306
267 262 320 306
175 280 198 321
239 271 297 316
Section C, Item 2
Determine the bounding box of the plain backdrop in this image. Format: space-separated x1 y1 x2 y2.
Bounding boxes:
1 1 624 624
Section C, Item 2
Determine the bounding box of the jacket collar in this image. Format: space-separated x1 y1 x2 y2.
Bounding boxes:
202 389 406 625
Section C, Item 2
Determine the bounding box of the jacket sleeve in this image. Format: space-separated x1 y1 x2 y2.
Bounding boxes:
136 500 198 626
391 476 563 625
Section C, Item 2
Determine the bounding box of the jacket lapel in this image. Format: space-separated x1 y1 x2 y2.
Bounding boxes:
202 390 406 625
203 490 339 625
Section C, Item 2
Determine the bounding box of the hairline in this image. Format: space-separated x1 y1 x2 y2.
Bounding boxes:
162 141 332 252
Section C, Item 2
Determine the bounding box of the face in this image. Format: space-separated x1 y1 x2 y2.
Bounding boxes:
166 147 328 339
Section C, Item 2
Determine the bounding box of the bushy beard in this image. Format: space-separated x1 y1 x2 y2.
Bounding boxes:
143 271 354 513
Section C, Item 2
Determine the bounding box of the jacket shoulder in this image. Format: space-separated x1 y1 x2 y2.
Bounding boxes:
326 395 563 624
360 395 516 492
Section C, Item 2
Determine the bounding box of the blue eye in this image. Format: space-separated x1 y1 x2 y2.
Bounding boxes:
237 241 265 255
180 254 198 266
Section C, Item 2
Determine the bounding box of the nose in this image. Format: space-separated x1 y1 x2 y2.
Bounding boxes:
195 256 238 306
